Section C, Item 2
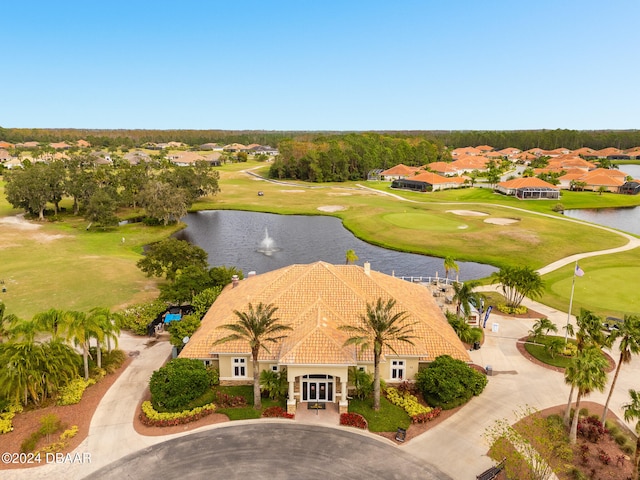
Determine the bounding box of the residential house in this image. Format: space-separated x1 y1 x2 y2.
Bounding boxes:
167 151 205 166
561 168 627 192
451 146 482 157
50 142 71 150
496 177 560 199
123 150 152 165
200 143 224 151
392 171 465 192
223 143 248 153
379 163 422 181
0 141 14 149
76 139 91 148
427 161 459 176
251 145 279 156
179 261 470 414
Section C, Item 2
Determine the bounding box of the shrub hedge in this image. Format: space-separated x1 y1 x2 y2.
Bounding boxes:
57 377 96 406
149 358 212 411
139 401 216 427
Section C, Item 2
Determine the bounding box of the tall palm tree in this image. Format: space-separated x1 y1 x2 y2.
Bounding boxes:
568 345 609 444
601 314 640 424
452 280 482 320
66 311 102 380
443 256 459 282
564 308 609 426
33 308 70 340
215 302 291 410
622 389 640 480
340 298 416 411
490 266 544 308
89 307 122 368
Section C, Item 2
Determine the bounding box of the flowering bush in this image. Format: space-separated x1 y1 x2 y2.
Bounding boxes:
139 401 216 427
340 413 367 429
411 407 442 424
58 377 96 406
261 406 294 419
561 343 578 357
577 416 607 443
0 403 23 434
498 304 528 315
213 391 247 408
385 387 432 417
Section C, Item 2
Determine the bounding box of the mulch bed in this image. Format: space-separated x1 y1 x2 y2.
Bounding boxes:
0 357 133 471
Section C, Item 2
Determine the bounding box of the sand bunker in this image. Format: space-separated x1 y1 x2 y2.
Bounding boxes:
484 218 520 225
317 205 346 212
447 210 488 216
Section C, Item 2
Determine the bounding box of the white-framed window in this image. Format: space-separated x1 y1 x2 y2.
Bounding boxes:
271 365 279 372
358 366 365 372
203 360 212 367
233 357 246 377
391 360 405 380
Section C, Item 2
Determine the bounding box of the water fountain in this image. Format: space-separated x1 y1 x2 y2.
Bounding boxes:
257 228 280 256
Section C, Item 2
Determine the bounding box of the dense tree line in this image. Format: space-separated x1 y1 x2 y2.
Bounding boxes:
268 133 449 182
3 126 639 151
3 155 220 225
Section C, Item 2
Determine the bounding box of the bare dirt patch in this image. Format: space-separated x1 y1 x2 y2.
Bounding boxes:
497 228 541 244
0 215 69 246
317 205 346 212
447 209 489 216
484 217 520 225
279 189 306 193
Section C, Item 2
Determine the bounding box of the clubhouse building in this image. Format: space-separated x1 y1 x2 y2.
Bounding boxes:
179 261 470 414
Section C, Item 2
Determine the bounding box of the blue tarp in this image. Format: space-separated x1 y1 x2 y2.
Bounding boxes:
164 313 182 323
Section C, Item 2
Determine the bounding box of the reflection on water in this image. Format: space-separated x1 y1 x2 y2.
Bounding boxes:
174 210 497 280
563 164 640 235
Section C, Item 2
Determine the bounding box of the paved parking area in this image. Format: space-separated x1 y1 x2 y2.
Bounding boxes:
87 423 452 480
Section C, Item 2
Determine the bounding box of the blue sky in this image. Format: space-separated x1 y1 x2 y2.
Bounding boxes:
2 0 639 131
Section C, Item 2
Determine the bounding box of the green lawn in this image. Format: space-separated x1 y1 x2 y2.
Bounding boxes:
540 250 640 318
213 385 283 420
2 161 639 320
348 396 410 432
523 335 576 369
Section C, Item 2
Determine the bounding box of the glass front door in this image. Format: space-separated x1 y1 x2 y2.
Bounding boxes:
302 375 334 402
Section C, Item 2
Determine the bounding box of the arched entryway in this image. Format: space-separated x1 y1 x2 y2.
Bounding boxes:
301 374 334 402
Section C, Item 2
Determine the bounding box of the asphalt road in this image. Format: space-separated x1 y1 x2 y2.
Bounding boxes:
87 423 452 480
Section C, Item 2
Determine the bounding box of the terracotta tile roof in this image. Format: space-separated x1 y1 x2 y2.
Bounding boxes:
427 161 458 174
411 171 465 185
451 146 482 156
496 147 521 155
476 145 494 152
498 177 559 189
180 262 470 364
380 163 422 176
573 147 595 155
0 141 14 149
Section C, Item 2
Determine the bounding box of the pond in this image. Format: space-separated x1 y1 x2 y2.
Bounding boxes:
563 164 640 235
173 210 497 280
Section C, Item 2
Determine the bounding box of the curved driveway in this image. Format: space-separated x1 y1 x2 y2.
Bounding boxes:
87 423 451 480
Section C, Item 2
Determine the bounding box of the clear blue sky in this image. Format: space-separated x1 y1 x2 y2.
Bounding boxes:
2 0 639 131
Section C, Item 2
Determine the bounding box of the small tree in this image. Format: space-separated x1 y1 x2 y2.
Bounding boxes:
529 318 558 340
348 366 374 400
443 256 459 281
149 358 211 411
345 249 359 265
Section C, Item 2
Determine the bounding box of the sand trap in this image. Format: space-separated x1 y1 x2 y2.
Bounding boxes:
458 225 468 229
317 205 346 212
447 210 488 216
327 192 353 196
484 218 520 225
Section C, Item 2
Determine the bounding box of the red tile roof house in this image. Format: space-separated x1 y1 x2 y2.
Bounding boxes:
179 262 470 415
0 141 14 149
496 177 560 200
379 163 423 180
475 145 494 152
562 168 628 192
426 161 459 176
496 147 521 157
451 146 483 157
49 142 72 150
450 156 490 174
392 171 465 192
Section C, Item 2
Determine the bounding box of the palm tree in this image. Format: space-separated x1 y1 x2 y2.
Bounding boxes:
66 311 102 380
443 256 459 282
89 307 122 368
452 280 482 320
339 298 416 411
215 302 291 410
345 249 359 265
601 314 640 424
622 389 640 480
564 308 609 426
529 318 558 340
490 266 544 309
567 345 609 443
33 308 70 340
446 311 482 345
